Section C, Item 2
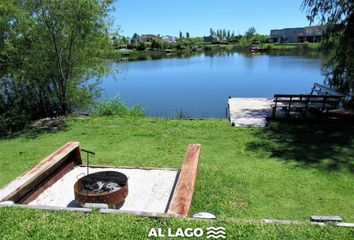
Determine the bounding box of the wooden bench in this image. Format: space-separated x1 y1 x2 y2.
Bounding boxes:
271 83 344 118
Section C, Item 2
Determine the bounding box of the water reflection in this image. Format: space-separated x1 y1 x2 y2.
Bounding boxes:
101 50 324 118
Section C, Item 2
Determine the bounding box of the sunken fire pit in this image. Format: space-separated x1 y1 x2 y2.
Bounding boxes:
74 171 128 208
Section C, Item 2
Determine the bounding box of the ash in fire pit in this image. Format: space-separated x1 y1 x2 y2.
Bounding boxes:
74 171 128 208
81 181 121 193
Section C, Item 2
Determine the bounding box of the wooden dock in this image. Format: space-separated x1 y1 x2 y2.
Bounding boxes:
228 98 272 127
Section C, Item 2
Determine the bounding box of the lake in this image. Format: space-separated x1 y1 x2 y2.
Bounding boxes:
100 51 324 118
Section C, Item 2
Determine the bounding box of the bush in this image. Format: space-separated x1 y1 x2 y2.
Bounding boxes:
150 39 163 50
89 98 145 117
301 42 309 50
0 111 29 136
136 42 147 51
127 43 136 49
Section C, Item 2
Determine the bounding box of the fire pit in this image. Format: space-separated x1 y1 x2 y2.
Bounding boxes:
74 171 128 208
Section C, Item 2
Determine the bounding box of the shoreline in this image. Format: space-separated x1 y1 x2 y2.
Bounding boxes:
108 42 323 62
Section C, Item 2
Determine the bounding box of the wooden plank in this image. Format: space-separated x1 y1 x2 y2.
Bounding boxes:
19 160 76 204
0 142 82 202
167 144 201 217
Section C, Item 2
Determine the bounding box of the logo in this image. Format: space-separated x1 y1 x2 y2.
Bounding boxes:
148 226 226 238
206 227 226 239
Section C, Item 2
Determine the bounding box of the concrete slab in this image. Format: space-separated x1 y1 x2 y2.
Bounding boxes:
336 222 354 228
28 166 178 214
310 215 343 222
228 98 272 127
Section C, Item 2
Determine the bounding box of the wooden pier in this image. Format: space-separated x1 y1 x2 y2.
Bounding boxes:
227 98 272 127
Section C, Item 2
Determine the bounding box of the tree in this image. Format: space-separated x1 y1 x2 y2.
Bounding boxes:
245 27 257 39
120 36 129 44
216 29 221 38
302 0 354 106
186 32 190 38
210 28 215 36
132 33 140 39
222 29 227 39
0 0 114 133
151 39 163 50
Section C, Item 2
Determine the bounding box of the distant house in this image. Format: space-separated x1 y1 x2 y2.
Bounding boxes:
297 26 324 43
270 26 324 43
130 36 141 44
270 27 305 43
162 35 176 43
203 35 220 43
141 34 161 42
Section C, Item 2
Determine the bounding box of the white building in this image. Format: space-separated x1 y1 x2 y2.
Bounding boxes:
162 35 176 43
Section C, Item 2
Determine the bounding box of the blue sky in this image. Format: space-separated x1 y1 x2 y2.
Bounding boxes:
111 0 311 37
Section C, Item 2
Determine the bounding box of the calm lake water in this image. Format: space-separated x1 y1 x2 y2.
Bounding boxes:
100 51 324 118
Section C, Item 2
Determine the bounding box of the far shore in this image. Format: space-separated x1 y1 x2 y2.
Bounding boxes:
108 42 322 62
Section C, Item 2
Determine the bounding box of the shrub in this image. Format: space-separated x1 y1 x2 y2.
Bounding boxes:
136 42 147 51
0 111 29 136
89 98 145 117
301 42 309 50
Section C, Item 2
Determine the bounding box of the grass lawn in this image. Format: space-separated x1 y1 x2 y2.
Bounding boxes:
264 42 321 50
0 117 353 239
1 207 352 240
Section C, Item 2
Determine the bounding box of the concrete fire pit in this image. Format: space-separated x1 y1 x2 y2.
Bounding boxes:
29 166 178 213
0 142 201 217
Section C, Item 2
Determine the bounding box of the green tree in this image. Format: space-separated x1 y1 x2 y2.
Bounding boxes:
217 29 221 38
0 0 114 133
222 29 227 39
120 36 129 44
151 39 163 50
245 27 257 39
302 0 354 106
132 33 140 39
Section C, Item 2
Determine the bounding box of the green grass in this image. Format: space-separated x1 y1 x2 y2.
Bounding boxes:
264 42 321 51
0 117 353 239
0 207 352 240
